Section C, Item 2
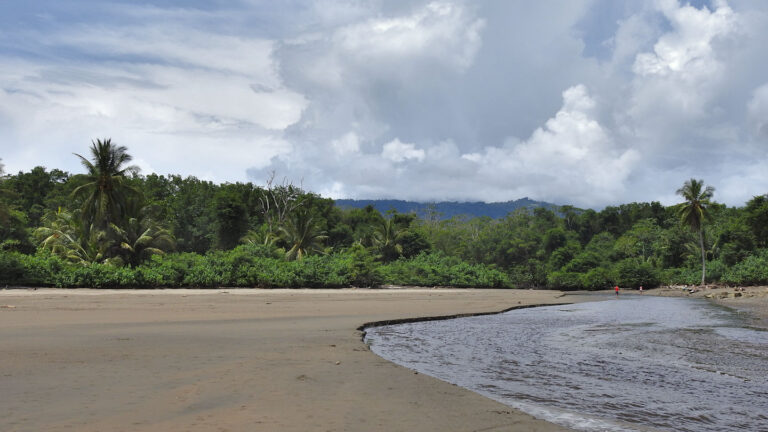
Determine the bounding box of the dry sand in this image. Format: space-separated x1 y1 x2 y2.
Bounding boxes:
0 288 573 432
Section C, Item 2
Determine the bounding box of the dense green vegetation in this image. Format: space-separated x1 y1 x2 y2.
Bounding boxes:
334 198 554 219
1 142 767 289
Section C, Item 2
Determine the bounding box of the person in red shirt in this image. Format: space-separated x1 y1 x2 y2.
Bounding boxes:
614 285 619 296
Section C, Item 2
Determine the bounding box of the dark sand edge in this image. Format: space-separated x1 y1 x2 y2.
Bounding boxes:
356 302 572 339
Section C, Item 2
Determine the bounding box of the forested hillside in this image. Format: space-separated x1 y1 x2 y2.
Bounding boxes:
1 141 767 289
334 198 555 220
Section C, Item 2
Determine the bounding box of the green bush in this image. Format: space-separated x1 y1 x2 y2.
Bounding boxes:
6 246 507 289
0 251 25 284
337 244 382 287
660 260 728 286
135 254 186 287
49 263 138 288
508 260 547 288
660 267 700 286
613 259 660 288
398 230 431 258
292 255 347 287
581 267 614 290
380 252 511 288
546 271 583 290
722 250 768 285
705 259 726 283
563 251 603 273
18 252 67 286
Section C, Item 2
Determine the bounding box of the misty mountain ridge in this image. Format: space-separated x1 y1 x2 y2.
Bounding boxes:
334 198 558 220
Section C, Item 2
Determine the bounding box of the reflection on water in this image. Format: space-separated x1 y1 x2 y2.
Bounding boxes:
365 296 768 432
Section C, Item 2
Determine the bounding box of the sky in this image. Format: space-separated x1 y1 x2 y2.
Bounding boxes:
1 0 767 208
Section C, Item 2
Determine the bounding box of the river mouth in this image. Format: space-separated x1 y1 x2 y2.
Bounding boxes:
364 296 768 432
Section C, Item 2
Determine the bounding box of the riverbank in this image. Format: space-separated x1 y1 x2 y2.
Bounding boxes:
365 294 768 432
0 288 572 432
636 285 768 329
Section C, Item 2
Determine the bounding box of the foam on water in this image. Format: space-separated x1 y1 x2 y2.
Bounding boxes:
365 296 768 432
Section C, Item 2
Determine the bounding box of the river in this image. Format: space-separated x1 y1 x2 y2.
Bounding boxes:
364 295 768 432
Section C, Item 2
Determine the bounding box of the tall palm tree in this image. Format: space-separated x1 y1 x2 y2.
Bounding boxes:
676 178 714 286
0 159 10 227
278 211 328 261
71 139 140 233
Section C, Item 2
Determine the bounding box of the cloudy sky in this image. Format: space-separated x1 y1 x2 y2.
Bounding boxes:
1 0 767 208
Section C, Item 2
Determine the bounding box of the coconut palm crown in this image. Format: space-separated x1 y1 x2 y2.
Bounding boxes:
279 211 328 261
71 139 140 233
372 217 404 261
35 208 105 264
108 209 175 267
676 178 714 286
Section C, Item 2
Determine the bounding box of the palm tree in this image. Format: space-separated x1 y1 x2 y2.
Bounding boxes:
0 159 10 227
240 226 278 247
676 179 714 286
71 139 140 233
278 211 328 261
35 208 105 264
107 203 175 266
372 217 404 261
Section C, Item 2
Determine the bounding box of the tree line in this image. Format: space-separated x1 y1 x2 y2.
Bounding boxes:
1 140 767 289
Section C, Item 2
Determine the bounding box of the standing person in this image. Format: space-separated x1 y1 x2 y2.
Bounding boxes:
614 285 619 296
639 285 643 294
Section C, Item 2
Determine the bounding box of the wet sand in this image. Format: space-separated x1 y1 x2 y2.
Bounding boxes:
0 288 571 432
644 285 768 329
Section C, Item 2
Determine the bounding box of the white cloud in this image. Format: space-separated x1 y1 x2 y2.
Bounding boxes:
334 1 485 72
719 158 768 205
280 0 485 91
254 84 642 207
748 83 768 139
0 18 306 181
318 181 347 200
331 131 361 156
628 0 737 122
4 0 768 207
129 157 155 175
605 0 765 196
633 0 735 77
460 85 640 205
381 138 426 163
250 0 768 207
55 26 279 79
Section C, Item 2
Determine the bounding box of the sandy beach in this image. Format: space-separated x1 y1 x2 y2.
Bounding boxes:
0 288 573 432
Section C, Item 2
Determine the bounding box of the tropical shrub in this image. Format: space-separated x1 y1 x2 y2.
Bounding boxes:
546 271 583 290
613 258 660 288
379 252 511 288
338 244 382 287
661 267 700 286
0 251 25 284
722 250 768 285
563 250 603 273
581 267 614 290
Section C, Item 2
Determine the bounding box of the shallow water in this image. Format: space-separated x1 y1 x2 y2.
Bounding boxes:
365 296 768 432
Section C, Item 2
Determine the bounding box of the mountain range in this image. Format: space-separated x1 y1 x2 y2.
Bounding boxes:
333 198 558 220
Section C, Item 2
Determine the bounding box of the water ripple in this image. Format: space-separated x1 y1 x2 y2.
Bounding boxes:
365 296 768 432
